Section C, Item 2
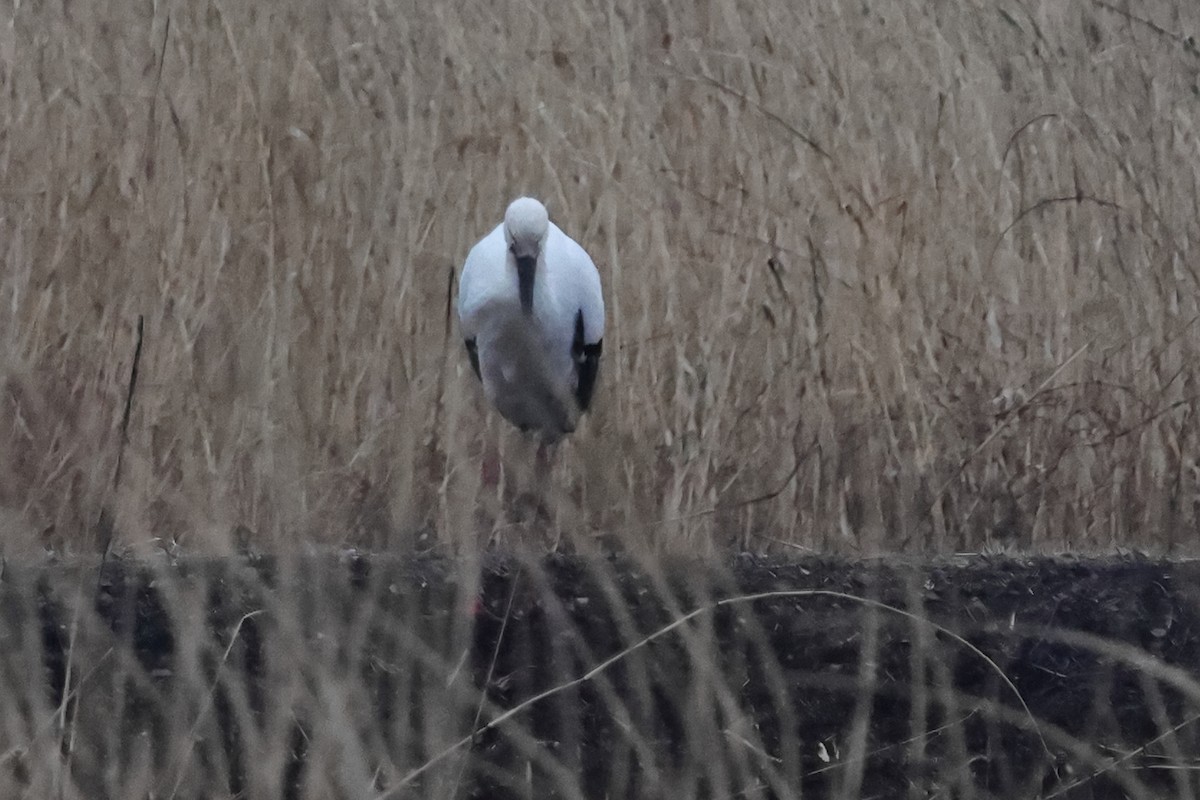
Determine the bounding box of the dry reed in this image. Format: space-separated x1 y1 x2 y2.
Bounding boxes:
2 0 1199 557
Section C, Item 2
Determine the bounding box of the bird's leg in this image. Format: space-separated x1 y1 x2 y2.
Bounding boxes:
534 441 554 480
480 442 503 490
504 438 550 541
471 440 505 547
534 440 569 549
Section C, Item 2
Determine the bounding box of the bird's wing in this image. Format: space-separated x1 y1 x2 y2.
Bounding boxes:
549 224 605 342
458 224 508 382
464 337 482 381
550 224 605 411
572 309 602 410
457 222 506 342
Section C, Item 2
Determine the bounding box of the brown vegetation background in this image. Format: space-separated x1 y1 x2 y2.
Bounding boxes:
2 0 1199 555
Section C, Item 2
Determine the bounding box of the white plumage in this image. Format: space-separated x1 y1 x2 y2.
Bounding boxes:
458 197 605 441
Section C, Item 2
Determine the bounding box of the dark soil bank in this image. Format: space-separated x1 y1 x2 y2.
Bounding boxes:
18 553 1200 799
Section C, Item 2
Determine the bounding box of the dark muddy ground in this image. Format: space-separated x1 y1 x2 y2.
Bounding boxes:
13 552 1200 799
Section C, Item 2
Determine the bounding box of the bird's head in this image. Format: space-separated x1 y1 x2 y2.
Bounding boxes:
503 197 549 262
504 197 549 314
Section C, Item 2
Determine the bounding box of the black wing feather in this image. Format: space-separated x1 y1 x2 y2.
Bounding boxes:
572 310 602 411
464 338 481 381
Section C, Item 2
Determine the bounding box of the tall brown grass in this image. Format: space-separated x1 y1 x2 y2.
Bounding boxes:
2 0 1199 555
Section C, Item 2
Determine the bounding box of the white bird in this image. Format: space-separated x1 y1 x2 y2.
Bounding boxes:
458 197 605 441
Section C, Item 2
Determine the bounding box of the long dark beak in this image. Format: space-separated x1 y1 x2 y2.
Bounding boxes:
516 255 536 314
